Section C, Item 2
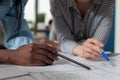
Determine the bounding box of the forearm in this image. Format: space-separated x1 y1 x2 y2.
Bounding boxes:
60 40 78 55
93 15 113 44
0 50 17 64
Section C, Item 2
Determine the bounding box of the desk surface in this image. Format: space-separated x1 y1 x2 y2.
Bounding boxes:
1 54 120 80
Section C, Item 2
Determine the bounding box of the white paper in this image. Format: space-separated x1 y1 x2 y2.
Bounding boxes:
30 73 50 80
39 71 109 80
18 54 120 72
19 64 87 73
17 54 120 80
29 68 120 80
0 66 29 79
6 76 34 80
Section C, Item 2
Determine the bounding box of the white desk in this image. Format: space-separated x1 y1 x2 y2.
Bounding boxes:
0 54 120 80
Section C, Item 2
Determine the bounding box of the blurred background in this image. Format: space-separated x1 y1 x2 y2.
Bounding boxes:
25 0 52 40
24 0 120 53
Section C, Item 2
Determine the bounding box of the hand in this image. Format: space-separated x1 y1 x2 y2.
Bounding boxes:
39 39 61 51
11 43 57 66
73 38 104 59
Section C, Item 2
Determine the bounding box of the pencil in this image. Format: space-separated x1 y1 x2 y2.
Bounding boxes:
53 51 91 70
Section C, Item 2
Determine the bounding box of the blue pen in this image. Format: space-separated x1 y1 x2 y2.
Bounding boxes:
96 45 110 61
101 50 110 61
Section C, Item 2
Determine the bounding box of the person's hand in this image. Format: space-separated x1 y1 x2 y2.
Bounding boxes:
39 39 61 51
11 43 57 66
73 38 104 59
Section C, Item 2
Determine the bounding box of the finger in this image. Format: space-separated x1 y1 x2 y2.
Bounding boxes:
39 39 46 44
82 52 92 58
33 49 57 60
37 44 56 52
41 56 54 65
87 38 104 47
33 54 54 65
39 39 56 46
47 52 58 60
83 50 98 59
31 61 47 66
83 42 101 54
83 46 101 58
32 53 52 61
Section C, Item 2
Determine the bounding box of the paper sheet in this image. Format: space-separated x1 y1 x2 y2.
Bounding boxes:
30 73 51 80
18 54 120 72
30 69 120 80
6 76 34 80
18 64 87 73
17 54 120 80
0 66 29 80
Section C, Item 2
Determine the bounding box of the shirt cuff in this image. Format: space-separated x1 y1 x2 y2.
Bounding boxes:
5 36 34 50
60 40 78 55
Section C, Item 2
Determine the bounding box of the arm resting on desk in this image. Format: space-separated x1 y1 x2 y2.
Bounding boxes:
0 43 58 66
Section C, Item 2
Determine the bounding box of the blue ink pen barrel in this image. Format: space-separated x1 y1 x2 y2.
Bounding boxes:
96 45 110 61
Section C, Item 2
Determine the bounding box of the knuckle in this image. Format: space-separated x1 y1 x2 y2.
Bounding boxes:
83 42 86 46
94 40 98 44
92 37 95 40
32 43 37 46
87 39 91 42
28 47 32 52
89 49 92 53
31 43 37 48
89 44 93 47
44 45 49 49
89 45 92 48
41 39 47 43
48 46 56 51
